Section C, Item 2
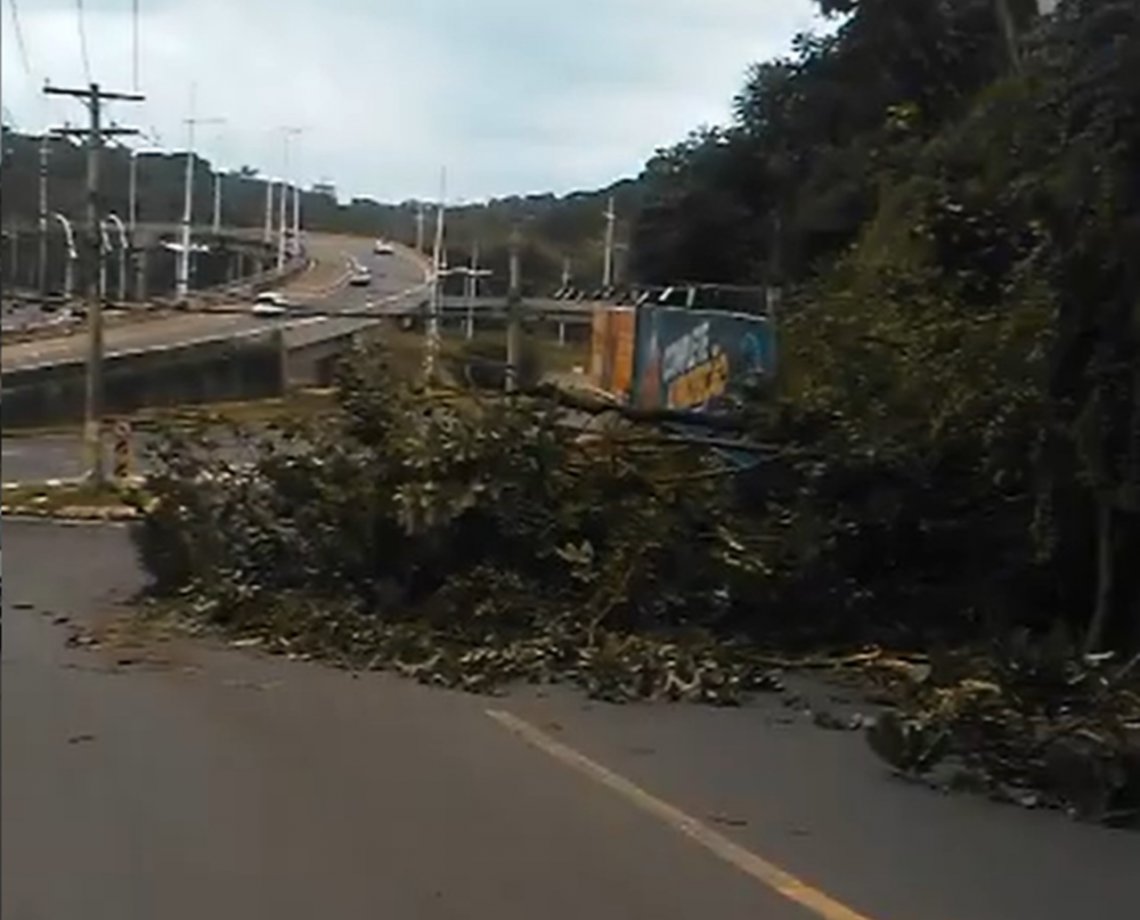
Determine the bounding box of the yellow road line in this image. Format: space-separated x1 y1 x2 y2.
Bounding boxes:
486 709 881 920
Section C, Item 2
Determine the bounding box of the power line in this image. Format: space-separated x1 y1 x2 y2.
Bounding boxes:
6 0 34 81
132 0 140 91
74 0 93 85
6 0 69 127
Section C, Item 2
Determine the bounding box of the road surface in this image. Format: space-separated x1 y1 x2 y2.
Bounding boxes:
3 519 1136 920
1 235 427 372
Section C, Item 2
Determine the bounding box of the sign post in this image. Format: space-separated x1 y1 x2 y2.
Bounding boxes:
112 420 133 484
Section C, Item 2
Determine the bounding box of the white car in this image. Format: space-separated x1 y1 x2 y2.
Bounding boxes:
374 240 394 255
349 269 372 287
251 291 289 316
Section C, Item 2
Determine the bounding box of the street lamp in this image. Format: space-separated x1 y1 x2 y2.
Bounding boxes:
98 221 111 303
51 212 77 299
103 213 129 303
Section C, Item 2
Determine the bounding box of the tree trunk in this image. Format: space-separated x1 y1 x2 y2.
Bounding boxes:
1084 498 1114 655
994 0 1022 73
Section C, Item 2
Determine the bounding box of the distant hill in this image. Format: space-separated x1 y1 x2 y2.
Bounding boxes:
0 128 642 295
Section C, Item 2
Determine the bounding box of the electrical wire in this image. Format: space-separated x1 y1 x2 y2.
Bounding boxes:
5 0 34 81
132 0 140 91
6 0 69 127
75 0 93 85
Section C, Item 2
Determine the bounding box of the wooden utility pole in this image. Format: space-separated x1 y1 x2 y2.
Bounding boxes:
505 225 522 393
45 82 144 485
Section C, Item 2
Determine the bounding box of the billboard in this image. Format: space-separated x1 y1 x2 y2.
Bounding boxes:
588 307 636 400
632 307 775 414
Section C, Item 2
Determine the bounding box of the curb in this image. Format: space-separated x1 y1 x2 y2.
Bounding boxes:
1 503 141 521
2 475 146 491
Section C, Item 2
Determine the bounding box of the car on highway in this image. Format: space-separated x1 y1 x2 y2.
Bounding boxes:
349 268 372 287
374 239 395 255
251 290 290 317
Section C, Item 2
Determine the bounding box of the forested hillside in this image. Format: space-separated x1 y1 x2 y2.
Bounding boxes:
0 129 638 295
630 0 1138 653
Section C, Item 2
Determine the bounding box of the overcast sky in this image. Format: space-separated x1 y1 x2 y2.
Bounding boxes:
2 0 823 202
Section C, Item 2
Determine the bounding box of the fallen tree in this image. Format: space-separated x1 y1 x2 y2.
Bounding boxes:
132 344 782 704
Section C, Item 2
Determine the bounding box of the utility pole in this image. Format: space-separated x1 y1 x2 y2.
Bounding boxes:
45 81 144 485
465 239 481 341
415 202 425 252
37 135 49 295
178 90 224 303
424 168 446 384
505 224 522 394
561 256 571 291
602 196 616 292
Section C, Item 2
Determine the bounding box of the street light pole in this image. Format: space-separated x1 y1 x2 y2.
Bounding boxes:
276 127 302 271
212 169 222 234
128 149 139 233
37 135 49 295
602 196 616 291
277 177 288 271
424 168 446 383
263 179 274 244
51 212 77 298
98 221 110 302
177 91 224 303
104 213 128 302
505 225 522 393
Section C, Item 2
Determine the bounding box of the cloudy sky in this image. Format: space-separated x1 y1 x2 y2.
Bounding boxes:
2 0 823 202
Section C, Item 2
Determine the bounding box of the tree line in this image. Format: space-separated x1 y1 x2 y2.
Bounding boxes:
0 130 638 296
630 0 1138 650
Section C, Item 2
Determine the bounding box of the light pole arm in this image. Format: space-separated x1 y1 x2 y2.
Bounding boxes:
104 213 128 250
52 212 77 259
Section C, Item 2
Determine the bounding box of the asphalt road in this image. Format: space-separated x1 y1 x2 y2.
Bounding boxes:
3 519 1137 920
1 431 255 483
1 235 428 372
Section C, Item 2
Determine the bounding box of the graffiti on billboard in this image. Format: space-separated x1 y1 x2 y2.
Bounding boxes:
634 307 774 413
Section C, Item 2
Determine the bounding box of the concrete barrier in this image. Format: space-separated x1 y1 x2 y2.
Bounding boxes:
1 255 310 345
2 329 287 427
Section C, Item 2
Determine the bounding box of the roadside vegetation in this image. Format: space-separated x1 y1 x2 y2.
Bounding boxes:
130 0 1138 827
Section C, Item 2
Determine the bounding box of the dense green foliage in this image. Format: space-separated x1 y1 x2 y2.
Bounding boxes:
634 0 1139 652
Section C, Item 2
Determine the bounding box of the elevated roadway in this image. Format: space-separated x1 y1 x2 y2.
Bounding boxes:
1 235 429 374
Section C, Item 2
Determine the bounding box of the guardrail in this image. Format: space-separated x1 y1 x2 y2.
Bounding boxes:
1 255 312 345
